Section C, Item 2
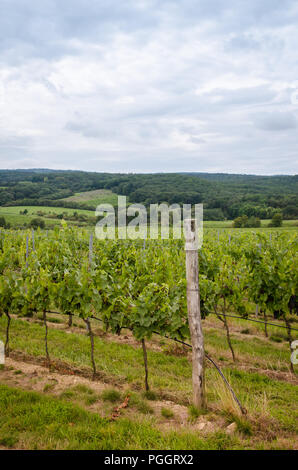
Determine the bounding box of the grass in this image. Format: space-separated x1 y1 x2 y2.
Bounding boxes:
143 390 158 401
204 220 298 230
60 189 119 208
211 370 242 417
0 384 240 450
102 389 121 403
0 315 297 449
135 400 154 415
43 383 56 393
0 316 194 400
1 204 297 232
161 408 174 419
0 206 95 228
59 385 100 406
188 405 207 421
205 325 294 368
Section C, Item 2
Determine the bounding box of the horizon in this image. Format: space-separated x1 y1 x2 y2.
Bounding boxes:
0 168 297 177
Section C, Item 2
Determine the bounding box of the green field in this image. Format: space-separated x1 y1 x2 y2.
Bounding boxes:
60 189 119 207
0 204 297 231
0 206 95 228
204 220 298 230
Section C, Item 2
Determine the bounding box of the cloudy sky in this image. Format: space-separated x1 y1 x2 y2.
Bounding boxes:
0 0 298 174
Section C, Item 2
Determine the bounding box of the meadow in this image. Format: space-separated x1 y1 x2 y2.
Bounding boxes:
60 189 119 207
0 203 297 231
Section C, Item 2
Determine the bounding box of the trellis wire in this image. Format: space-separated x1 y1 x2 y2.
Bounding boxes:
208 311 298 332
47 309 245 414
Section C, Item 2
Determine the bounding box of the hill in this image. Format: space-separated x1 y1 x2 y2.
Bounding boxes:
0 170 297 220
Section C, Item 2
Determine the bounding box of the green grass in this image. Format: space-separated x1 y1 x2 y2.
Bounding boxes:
0 384 238 450
0 206 95 228
60 189 119 207
143 390 158 401
0 317 193 401
205 313 298 347
1 204 296 231
161 408 174 419
188 405 201 421
226 369 298 432
204 220 298 229
205 325 296 368
0 315 297 443
60 385 99 406
102 389 121 403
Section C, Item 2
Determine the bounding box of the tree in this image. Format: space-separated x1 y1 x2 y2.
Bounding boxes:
269 213 283 227
30 218 45 229
247 216 261 228
0 216 7 228
233 215 261 228
233 215 248 228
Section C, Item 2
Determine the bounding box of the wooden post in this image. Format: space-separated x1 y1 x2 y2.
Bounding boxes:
89 233 93 266
185 219 205 409
26 235 29 268
32 229 35 251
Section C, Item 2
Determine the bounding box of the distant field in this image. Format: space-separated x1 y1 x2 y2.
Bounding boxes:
0 205 297 231
204 220 298 230
60 189 119 207
0 206 95 228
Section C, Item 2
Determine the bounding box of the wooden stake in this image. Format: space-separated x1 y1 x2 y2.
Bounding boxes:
5 312 11 357
26 235 29 268
43 311 51 370
85 317 96 379
141 339 149 391
89 233 93 266
185 219 205 409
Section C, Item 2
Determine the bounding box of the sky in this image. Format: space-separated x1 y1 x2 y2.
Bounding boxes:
0 0 298 175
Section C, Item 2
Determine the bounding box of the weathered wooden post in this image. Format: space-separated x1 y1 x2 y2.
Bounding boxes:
32 229 35 251
26 234 29 268
185 219 206 409
89 232 93 266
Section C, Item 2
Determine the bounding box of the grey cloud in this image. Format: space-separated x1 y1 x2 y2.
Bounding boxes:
1 0 297 63
203 86 277 107
254 112 297 131
0 0 298 173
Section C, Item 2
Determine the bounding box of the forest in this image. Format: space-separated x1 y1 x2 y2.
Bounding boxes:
0 170 297 220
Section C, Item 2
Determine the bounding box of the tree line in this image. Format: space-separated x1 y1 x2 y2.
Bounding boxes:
0 170 297 220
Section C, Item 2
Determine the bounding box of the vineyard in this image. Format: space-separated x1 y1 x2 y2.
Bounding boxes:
0 226 297 450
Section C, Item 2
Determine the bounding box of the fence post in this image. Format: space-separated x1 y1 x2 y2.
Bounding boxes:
255 304 259 318
89 233 93 266
32 229 35 251
26 234 29 268
185 219 205 409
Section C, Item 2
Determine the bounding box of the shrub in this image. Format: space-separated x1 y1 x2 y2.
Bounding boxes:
233 215 261 228
143 390 157 401
0 216 7 228
30 218 45 229
269 213 283 227
161 407 174 419
101 388 121 403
